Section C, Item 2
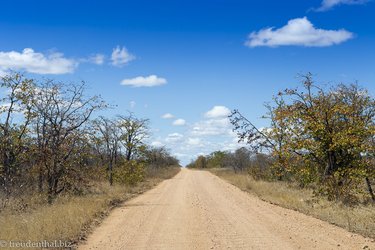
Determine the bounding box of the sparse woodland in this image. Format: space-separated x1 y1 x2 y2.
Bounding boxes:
188 74 375 204
0 72 180 208
1 72 375 242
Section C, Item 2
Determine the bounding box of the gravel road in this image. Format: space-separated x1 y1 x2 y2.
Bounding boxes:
79 168 375 250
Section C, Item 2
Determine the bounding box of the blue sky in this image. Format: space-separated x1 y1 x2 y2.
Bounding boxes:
0 0 374 165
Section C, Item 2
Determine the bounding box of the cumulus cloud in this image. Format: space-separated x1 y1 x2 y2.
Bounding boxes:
192 106 233 136
316 0 369 11
245 17 353 47
162 113 174 119
192 118 231 136
172 119 186 126
152 106 249 166
111 46 135 66
0 48 77 74
165 133 184 143
205 106 231 118
121 75 167 87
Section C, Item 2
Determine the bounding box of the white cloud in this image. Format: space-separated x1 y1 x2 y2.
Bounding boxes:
316 0 369 11
162 113 174 119
205 106 231 118
165 133 184 143
172 119 186 126
111 46 135 66
89 54 105 65
150 106 249 166
187 137 202 146
192 118 231 136
151 141 164 147
121 75 167 87
0 48 77 74
80 54 105 65
189 106 234 136
245 17 353 47
173 152 188 158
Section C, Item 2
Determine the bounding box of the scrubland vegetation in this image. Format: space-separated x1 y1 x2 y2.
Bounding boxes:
210 168 375 238
0 166 180 246
0 72 180 244
188 74 375 237
1 71 374 243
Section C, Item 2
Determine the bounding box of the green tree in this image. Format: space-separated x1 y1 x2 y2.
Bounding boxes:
0 73 34 195
207 151 226 168
118 113 149 161
195 155 207 169
231 74 375 201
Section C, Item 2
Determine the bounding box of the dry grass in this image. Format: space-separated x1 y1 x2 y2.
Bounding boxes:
0 167 180 248
210 168 375 239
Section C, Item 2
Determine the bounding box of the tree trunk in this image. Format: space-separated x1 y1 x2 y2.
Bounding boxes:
126 149 132 161
365 177 375 202
3 149 11 187
109 161 113 186
47 176 54 204
38 165 43 192
324 151 337 177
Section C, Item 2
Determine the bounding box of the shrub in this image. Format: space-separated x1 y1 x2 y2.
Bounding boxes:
113 161 145 185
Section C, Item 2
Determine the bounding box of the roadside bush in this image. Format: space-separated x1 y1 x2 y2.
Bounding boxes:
113 161 145 185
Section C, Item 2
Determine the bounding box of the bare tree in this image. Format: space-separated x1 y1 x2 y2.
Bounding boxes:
230 101 290 179
32 80 105 201
92 117 120 185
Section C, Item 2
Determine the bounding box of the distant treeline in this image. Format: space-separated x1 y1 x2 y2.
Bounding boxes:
188 74 375 203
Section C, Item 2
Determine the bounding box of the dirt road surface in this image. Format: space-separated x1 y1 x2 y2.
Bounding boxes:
79 168 375 250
